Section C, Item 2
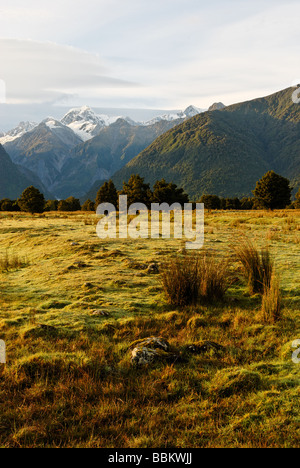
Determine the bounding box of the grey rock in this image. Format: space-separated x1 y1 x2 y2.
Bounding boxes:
130 336 179 366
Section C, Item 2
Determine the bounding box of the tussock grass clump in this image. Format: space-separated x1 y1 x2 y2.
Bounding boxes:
160 254 200 307
260 275 282 323
200 254 230 302
160 252 230 307
234 238 273 294
0 250 28 272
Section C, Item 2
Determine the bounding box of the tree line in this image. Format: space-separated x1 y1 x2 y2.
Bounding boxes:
1 171 299 214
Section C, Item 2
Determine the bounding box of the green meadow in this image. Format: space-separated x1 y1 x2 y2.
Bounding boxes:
0 209 299 448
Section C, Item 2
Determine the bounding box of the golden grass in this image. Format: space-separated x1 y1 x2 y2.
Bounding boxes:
0 209 299 448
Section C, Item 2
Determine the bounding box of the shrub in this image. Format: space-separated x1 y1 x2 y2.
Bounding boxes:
160 252 230 307
260 275 282 323
234 238 273 294
0 250 28 272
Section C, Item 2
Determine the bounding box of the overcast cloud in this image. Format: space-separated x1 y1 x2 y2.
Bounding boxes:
0 0 300 128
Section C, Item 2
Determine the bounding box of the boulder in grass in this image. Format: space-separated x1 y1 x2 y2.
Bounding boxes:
130 336 170 352
130 336 179 367
131 346 179 367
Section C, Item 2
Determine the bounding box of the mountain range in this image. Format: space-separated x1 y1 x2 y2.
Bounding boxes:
0 145 51 200
1 88 299 203
0 105 207 199
113 87 300 199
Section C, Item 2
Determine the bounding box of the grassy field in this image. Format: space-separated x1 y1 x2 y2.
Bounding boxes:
0 209 299 448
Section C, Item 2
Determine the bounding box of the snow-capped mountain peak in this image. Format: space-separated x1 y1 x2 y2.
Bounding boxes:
0 121 38 144
0 104 207 146
141 105 205 126
43 117 65 130
183 105 203 117
61 106 102 126
61 106 111 141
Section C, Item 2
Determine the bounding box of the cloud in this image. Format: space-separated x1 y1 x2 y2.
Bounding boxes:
0 38 138 104
1 0 300 113
0 80 6 103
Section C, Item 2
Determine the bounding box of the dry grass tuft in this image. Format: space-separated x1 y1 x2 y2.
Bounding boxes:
160 252 230 307
260 275 282 323
234 238 273 294
0 250 28 272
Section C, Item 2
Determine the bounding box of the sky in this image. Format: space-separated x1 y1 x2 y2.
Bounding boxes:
0 0 300 129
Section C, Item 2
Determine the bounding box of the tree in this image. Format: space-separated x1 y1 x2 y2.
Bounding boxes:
224 197 241 210
240 197 254 210
96 180 118 209
57 200 70 212
44 200 58 211
18 186 45 214
253 171 292 210
152 179 189 205
0 199 15 212
0 198 22 211
252 198 268 210
65 197 81 211
82 199 95 211
295 189 300 209
220 198 226 210
57 197 81 212
12 201 21 212
199 194 221 210
120 174 152 207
